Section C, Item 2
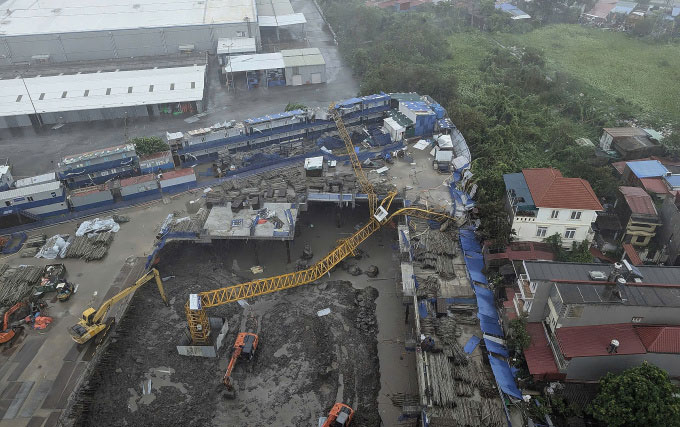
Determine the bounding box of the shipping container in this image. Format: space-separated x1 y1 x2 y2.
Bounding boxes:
69 185 114 211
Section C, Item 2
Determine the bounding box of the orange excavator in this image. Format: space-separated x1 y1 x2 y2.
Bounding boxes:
0 302 27 345
223 332 259 398
323 403 354 427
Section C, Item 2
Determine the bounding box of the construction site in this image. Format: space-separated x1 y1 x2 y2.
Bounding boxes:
0 97 521 427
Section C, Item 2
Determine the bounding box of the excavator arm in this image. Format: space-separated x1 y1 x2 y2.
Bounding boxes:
223 347 242 389
186 207 452 344
91 268 167 324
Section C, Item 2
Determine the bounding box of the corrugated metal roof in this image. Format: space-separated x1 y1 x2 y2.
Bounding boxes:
244 109 304 125
160 168 195 180
0 180 61 200
625 160 668 178
258 13 306 27
635 325 680 354
226 53 285 73
70 185 109 197
522 168 602 211
619 186 657 216
640 178 669 195
664 175 680 189
281 48 325 67
140 151 173 162
0 0 257 36
603 127 648 138
524 323 559 376
611 1 637 14
622 243 643 266
120 173 156 187
1 66 206 118
557 323 646 358
14 172 56 188
61 144 135 165
216 38 257 55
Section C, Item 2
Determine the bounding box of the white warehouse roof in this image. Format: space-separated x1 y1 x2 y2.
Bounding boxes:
0 180 62 201
0 65 206 117
15 172 57 188
226 53 285 73
258 13 307 27
281 48 325 67
0 0 257 36
217 38 257 55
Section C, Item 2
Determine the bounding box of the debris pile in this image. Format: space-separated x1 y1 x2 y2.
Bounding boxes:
35 217 122 261
206 166 305 207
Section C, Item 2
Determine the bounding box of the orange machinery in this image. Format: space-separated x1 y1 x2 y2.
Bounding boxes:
223 332 259 396
0 302 26 344
323 403 354 427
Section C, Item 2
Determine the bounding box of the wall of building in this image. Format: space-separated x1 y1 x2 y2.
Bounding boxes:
556 302 680 329
284 64 326 86
69 190 114 210
0 24 259 65
566 353 680 381
120 181 159 199
512 207 598 245
658 197 680 265
0 115 33 129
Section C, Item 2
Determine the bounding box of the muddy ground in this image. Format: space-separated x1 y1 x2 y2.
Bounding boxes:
77 241 381 426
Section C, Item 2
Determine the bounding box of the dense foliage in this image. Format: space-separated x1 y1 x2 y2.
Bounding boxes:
589 362 680 427
285 103 307 111
131 136 170 156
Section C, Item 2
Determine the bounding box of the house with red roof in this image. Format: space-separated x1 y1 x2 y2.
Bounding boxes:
514 260 680 381
503 168 602 247
614 186 659 248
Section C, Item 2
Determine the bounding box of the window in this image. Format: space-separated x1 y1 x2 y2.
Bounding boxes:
27 196 34 202
16 95 22 102
128 86 133 93
4 201 10 207
632 316 643 323
149 85 154 92
551 210 559 219
536 226 547 237
50 192 57 198
61 91 67 98
84 90 89 97
106 88 112 95
635 235 646 243
170 83 175 90
191 82 196 89
292 66 300 75
571 211 582 220
39 93 45 100
565 228 576 239
236 31 246 37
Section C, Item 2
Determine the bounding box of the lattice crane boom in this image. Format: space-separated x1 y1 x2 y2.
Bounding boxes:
185 206 453 344
330 103 378 215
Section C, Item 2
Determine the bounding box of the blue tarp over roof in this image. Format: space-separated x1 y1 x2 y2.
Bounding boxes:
460 233 482 253
611 1 637 14
489 355 523 399
673 6 680 17
464 336 481 354
478 313 504 336
401 101 432 113
484 338 510 357
465 253 488 284
626 160 668 178
474 285 497 318
664 175 680 188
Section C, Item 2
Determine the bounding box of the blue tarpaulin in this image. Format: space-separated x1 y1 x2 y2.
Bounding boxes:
418 301 429 318
465 253 488 284
464 336 481 354
484 338 510 357
459 234 481 253
478 313 504 337
445 297 477 305
488 355 523 399
474 285 497 318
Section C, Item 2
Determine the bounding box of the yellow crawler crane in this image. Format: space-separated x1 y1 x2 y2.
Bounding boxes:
184 105 453 344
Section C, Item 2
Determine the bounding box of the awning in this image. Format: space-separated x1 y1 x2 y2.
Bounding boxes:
484 338 509 357
488 355 523 399
473 285 497 318
225 53 285 73
258 13 307 27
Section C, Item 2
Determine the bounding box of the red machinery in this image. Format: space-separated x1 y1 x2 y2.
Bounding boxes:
0 302 27 344
323 403 354 427
223 332 259 397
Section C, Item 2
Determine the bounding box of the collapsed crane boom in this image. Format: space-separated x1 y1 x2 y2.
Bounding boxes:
185 206 452 344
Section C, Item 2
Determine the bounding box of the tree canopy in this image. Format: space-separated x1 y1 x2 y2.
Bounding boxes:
131 136 169 157
589 362 680 427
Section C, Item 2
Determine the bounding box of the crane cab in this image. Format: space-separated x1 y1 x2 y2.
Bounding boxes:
235 332 258 360
82 307 97 325
323 403 354 427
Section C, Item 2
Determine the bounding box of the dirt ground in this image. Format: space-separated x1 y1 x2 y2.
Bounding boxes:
77 237 382 427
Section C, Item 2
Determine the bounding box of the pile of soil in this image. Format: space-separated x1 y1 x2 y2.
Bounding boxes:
75 242 381 426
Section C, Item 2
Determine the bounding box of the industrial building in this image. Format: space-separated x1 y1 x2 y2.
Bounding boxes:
0 0 261 65
57 144 139 189
224 48 326 89
0 55 208 129
0 181 68 218
68 186 115 211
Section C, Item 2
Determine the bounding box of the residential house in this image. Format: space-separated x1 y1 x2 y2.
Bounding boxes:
612 159 679 201
615 186 659 247
516 260 680 381
658 193 680 266
504 168 602 247
599 127 664 160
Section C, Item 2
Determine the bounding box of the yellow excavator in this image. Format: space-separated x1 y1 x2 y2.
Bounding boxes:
70 268 168 344
184 105 455 344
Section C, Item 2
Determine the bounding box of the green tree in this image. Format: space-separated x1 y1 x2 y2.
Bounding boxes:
508 313 531 353
589 362 680 427
131 136 169 157
284 103 307 112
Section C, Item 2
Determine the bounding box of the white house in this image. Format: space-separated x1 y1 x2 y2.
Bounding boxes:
503 168 602 246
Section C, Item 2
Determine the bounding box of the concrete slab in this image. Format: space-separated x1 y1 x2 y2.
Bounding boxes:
6 338 45 382
19 380 53 418
41 362 76 410
43 412 60 427
3 381 34 420
26 416 46 427
203 202 298 239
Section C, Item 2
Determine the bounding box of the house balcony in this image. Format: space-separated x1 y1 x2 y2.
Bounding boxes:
517 274 534 300
544 323 568 372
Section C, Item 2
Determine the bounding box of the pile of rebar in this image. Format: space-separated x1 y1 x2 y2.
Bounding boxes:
0 264 44 315
165 208 209 234
62 232 114 261
24 234 47 248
